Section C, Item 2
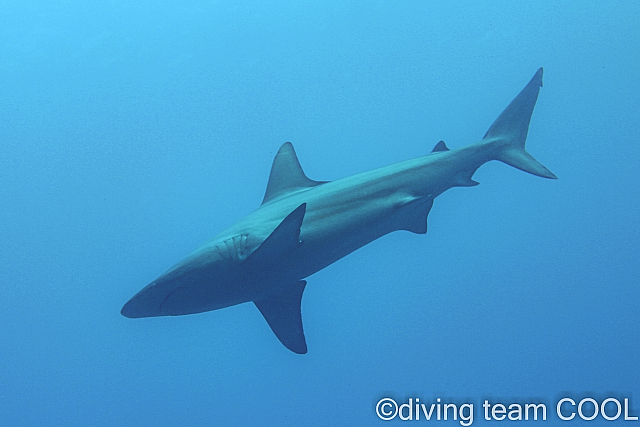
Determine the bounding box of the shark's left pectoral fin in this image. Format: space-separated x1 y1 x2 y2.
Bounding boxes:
248 204 308 353
254 281 308 354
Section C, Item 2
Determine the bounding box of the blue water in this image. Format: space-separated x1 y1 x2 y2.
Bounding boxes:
1 1 638 426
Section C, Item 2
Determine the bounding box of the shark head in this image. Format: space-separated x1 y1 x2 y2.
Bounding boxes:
121 251 249 318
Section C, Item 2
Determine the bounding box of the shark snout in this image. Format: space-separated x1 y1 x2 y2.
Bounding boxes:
121 297 147 318
120 281 167 318
121 294 159 318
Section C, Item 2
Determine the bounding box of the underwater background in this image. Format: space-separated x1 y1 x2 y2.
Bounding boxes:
1 1 638 426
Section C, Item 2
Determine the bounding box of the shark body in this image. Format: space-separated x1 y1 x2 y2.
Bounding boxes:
122 68 556 354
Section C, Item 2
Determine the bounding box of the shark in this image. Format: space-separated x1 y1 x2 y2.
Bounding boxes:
121 68 556 354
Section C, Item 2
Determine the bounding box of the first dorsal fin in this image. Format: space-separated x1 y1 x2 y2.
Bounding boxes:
262 142 326 204
431 140 450 153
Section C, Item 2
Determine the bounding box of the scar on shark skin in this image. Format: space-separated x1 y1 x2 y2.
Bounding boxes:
122 68 556 354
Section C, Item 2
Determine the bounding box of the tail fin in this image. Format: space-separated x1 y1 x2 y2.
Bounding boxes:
483 68 557 179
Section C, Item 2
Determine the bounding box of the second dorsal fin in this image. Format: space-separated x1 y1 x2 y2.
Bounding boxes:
431 140 450 153
262 142 326 204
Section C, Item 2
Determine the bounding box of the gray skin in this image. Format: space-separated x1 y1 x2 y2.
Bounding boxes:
121 68 556 354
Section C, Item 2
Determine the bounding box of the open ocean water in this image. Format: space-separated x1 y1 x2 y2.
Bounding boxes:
1 1 638 426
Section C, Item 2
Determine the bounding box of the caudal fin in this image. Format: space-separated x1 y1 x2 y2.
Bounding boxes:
483 68 557 179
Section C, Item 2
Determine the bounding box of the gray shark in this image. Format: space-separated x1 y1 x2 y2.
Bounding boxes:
121 68 556 354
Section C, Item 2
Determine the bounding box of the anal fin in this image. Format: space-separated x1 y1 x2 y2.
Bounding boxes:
254 281 307 354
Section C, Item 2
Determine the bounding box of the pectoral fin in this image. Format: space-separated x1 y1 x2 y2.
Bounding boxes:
254 281 307 354
246 203 306 270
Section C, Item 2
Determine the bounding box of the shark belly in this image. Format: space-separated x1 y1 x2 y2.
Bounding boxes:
291 195 429 279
